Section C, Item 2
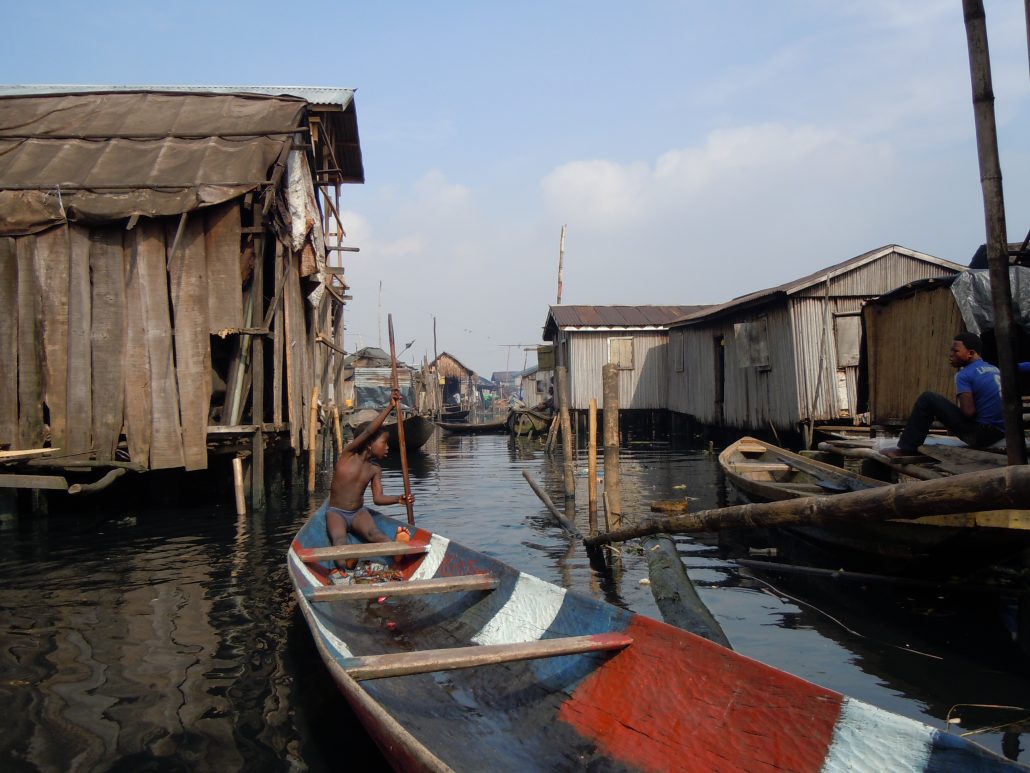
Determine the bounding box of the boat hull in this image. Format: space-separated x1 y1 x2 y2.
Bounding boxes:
434 418 508 434
351 414 436 451
288 501 1019 771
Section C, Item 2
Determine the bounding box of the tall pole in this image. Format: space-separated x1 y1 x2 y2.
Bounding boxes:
962 0 1027 465
556 224 567 305
388 314 415 524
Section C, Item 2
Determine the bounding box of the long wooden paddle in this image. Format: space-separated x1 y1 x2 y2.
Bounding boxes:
388 314 415 525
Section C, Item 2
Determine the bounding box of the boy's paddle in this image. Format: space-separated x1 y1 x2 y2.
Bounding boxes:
388 314 415 525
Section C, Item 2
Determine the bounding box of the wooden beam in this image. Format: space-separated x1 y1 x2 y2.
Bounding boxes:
345 633 633 681
0 474 69 490
300 542 429 562
307 573 498 602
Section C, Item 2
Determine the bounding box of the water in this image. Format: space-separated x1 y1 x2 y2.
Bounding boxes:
1 432 1027 770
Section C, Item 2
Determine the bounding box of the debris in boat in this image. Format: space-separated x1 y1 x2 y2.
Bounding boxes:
639 578 651 586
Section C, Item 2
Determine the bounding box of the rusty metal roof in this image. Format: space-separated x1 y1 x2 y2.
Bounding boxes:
0 85 363 235
544 305 708 339
669 245 962 326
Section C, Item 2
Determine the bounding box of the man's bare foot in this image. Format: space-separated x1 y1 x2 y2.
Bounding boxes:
393 526 411 563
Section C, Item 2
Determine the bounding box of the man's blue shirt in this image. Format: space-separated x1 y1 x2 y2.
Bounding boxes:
955 360 1003 429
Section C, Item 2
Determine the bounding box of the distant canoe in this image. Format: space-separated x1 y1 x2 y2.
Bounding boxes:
507 408 551 436
434 418 508 434
349 413 436 452
438 406 470 423
288 501 1022 771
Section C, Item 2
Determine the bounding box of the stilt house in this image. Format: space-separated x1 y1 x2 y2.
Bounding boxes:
862 268 1030 428
0 85 363 503
430 352 481 408
543 305 705 411
666 245 962 442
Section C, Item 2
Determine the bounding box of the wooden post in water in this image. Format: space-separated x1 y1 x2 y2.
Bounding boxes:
962 0 1027 465
306 385 319 492
588 398 598 535
602 364 621 529
250 215 265 510
556 365 576 500
232 456 247 516
332 404 343 460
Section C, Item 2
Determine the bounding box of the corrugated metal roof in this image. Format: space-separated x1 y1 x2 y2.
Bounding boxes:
0 86 364 234
669 245 963 326
0 84 356 110
547 305 707 332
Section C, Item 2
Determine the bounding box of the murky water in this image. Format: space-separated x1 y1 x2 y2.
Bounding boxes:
1 431 1027 770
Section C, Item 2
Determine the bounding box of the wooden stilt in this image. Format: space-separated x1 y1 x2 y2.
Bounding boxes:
588 398 598 535
232 456 247 515
307 385 320 492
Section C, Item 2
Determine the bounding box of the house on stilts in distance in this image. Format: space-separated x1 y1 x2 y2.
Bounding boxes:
542 305 706 436
666 245 963 446
0 85 364 512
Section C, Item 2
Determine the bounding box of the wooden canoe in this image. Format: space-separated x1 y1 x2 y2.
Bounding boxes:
719 436 887 502
288 500 1019 771
350 413 436 452
718 436 1030 568
506 408 551 436
434 417 508 434
437 406 470 423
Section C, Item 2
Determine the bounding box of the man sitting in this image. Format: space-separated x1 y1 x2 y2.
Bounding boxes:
881 332 1004 458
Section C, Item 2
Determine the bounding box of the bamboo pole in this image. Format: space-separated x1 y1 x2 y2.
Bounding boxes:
306 385 319 492
602 364 621 529
332 404 343 458
556 224 566 304
584 464 1030 547
588 398 598 535
962 0 1026 465
522 470 581 537
232 456 247 515
556 365 575 499
388 314 415 525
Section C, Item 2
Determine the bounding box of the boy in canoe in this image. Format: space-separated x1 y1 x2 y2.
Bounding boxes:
327 388 414 572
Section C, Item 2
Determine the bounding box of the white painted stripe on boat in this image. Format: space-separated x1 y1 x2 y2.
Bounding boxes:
472 572 566 646
822 697 933 773
289 549 354 659
408 535 449 581
288 548 321 588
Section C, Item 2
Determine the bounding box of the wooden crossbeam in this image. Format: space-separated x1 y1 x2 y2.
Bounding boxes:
300 542 429 562
308 573 498 602
345 633 634 681
732 462 791 472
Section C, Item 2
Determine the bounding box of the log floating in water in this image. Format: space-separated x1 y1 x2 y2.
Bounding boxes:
584 465 1030 547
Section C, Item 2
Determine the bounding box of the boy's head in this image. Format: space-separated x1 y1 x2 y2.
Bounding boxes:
369 430 390 459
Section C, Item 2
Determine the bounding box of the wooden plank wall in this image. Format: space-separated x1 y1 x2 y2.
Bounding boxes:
0 238 18 448
0 201 325 476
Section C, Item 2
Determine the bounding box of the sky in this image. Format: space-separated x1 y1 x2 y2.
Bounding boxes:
4 1 1030 376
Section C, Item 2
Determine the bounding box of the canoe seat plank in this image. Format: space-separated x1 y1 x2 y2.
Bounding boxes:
308 573 498 602
732 462 791 472
737 442 767 454
346 632 634 681
301 542 429 562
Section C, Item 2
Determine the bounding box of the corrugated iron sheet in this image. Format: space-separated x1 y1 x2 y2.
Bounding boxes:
546 305 707 336
565 330 670 410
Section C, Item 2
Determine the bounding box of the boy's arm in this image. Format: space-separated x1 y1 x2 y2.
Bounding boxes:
370 465 414 506
343 388 401 454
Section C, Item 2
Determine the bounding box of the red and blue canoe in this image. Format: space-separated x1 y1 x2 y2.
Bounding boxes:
288 501 1022 772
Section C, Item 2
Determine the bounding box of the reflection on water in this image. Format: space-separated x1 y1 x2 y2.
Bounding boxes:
1 430 1027 769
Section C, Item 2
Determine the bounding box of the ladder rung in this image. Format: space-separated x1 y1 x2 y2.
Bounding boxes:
301 542 429 562
345 632 633 680
308 573 499 602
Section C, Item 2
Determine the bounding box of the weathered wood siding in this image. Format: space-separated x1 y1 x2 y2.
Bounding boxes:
669 250 960 433
669 306 800 430
864 287 961 426
565 331 669 410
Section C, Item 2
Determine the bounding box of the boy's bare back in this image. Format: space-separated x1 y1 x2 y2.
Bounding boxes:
329 451 380 511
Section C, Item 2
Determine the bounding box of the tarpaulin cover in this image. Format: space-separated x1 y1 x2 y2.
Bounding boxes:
0 91 305 235
950 267 1030 335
